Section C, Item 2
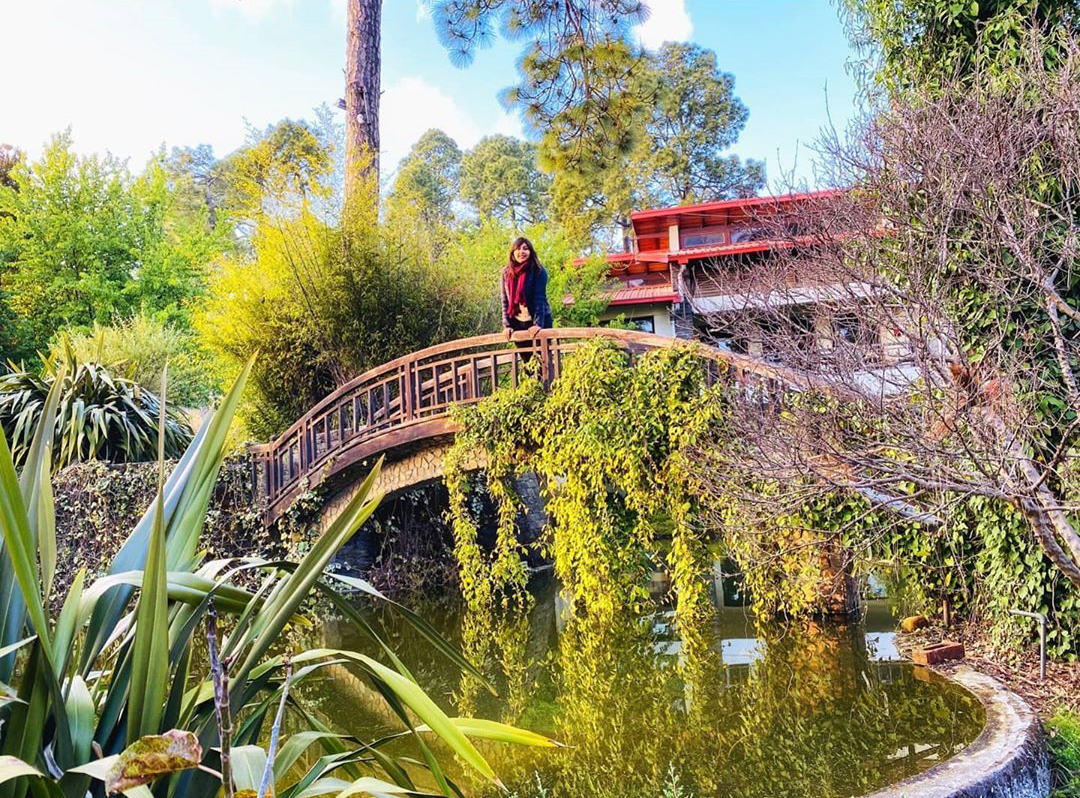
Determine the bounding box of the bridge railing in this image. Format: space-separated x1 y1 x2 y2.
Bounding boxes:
249 327 788 522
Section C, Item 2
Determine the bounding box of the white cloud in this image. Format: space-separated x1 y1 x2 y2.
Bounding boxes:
379 76 523 175
636 0 693 50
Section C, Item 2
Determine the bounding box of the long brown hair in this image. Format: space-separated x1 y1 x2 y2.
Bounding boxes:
507 236 541 271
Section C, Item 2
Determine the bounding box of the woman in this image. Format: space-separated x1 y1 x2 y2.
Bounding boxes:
501 236 553 341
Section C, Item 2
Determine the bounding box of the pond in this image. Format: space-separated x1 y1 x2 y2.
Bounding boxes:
300 571 984 798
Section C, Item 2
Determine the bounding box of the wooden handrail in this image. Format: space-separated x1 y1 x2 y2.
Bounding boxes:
248 327 806 523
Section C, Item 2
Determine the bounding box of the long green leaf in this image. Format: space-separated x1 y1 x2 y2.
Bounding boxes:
230 745 268 793
0 637 35 661
0 755 62 798
272 733 345 785
126 480 169 743
233 459 384 684
302 651 497 786
0 643 51 798
51 570 84 675
65 676 95 765
35 456 55 602
0 757 44 786
0 430 49 648
321 575 494 695
290 778 351 798
80 572 255 618
415 719 562 748
82 358 252 673
334 777 418 797
0 426 77 783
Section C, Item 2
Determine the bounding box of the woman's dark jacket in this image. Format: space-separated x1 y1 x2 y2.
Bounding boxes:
500 263 553 329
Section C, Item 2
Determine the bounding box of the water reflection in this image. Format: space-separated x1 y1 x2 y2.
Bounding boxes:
310 572 983 798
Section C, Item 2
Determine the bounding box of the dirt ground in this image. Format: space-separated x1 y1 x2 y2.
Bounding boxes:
897 621 1080 717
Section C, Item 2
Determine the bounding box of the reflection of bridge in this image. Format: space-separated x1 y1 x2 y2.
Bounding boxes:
250 327 786 524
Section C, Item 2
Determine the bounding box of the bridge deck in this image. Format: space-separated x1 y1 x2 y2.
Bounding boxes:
249 328 788 523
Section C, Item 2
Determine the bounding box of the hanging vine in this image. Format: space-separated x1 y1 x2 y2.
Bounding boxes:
443 339 724 640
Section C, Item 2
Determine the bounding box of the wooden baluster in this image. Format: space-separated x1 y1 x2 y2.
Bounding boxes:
403 360 414 422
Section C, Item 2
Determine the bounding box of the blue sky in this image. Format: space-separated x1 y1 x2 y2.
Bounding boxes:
2 0 860 192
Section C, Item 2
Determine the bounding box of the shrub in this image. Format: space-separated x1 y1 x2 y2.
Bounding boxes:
0 348 192 469
62 312 215 408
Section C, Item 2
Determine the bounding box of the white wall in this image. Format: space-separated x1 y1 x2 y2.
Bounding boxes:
598 302 676 337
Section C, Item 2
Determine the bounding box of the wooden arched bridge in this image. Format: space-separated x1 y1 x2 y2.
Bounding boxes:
249 327 789 524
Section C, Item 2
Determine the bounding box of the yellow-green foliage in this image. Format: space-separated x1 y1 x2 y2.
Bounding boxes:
444 339 723 641
444 338 906 629
61 312 214 408
713 488 887 618
1047 709 1080 797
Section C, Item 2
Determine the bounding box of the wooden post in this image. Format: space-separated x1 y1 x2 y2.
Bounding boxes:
540 335 552 388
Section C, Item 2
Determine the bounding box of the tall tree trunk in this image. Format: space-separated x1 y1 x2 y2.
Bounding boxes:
344 0 381 215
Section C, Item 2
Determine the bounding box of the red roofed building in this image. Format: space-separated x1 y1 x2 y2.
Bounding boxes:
587 190 905 362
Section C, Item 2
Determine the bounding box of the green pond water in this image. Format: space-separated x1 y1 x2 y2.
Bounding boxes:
299 573 984 798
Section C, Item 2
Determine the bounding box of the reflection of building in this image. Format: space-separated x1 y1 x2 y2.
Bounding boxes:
587 191 907 364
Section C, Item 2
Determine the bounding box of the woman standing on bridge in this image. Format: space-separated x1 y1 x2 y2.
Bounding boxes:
501 236 553 342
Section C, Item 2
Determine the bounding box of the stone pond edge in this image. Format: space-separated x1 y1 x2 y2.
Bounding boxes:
862 667 1050 798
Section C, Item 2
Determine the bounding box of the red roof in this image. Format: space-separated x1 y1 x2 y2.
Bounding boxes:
608 281 680 306
629 189 843 223
669 239 795 260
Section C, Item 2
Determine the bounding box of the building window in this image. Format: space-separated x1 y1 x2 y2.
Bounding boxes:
730 226 769 244
601 315 656 333
832 309 881 365
681 230 726 248
835 312 871 346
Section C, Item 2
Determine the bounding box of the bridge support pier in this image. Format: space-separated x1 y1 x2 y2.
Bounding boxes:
512 471 550 569
315 441 486 536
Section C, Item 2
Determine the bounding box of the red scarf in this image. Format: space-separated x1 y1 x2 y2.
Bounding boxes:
506 262 529 320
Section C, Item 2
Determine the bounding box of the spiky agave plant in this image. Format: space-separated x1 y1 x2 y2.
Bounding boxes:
0 345 192 470
0 360 557 798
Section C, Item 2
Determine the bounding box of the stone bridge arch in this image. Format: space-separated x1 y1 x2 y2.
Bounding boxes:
314 439 488 534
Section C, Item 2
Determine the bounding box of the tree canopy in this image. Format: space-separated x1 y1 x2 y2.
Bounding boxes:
842 0 1080 94
460 135 551 226
546 41 764 243
0 132 227 362
635 42 764 205
387 128 463 226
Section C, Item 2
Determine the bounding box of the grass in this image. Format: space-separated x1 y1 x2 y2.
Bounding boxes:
1047 710 1080 797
